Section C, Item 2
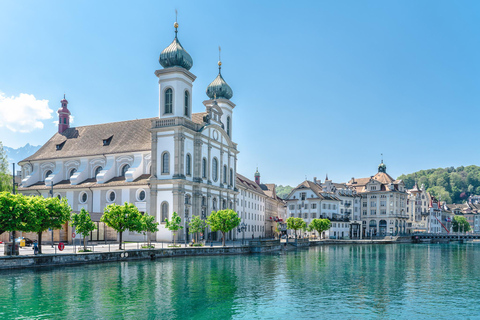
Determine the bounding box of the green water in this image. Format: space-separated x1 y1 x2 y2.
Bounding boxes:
1 244 480 319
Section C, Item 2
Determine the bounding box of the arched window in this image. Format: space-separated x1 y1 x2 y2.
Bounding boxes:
94 166 103 177
165 88 173 114
162 152 170 174
223 165 227 184
202 196 206 207
161 202 169 222
202 158 207 179
229 169 233 186
184 91 189 117
212 158 218 181
226 116 231 137
69 168 76 178
213 198 217 210
222 199 227 210
121 164 130 177
186 154 191 176
44 170 52 180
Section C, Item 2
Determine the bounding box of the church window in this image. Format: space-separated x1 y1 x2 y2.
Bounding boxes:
213 198 217 210
94 166 103 177
226 116 231 137
161 202 169 222
79 192 88 204
162 152 170 174
107 191 116 202
223 165 227 184
229 169 233 186
184 91 189 117
137 189 146 202
121 164 130 177
223 200 227 209
212 158 218 181
69 168 76 178
186 154 192 176
44 170 52 180
202 158 207 179
165 88 173 114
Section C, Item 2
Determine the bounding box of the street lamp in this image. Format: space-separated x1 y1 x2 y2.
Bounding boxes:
237 222 247 245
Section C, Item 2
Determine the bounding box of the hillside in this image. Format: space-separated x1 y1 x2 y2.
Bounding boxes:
397 165 480 204
275 185 293 199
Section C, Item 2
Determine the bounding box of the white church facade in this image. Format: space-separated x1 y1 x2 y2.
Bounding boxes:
18 21 282 243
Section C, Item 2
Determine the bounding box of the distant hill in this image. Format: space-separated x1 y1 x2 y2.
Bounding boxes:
4 143 41 169
276 185 293 199
397 165 480 204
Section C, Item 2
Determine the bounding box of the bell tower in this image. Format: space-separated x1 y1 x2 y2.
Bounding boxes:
58 94 71 134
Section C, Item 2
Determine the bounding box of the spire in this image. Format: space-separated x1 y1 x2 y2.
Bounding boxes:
325 173 329 181
206 47 233 100
378 154 387 173
254 167 260 185
58 94 71 134
159 12 193 70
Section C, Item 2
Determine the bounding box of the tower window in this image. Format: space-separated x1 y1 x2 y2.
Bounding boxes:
212 158 218 182
202 158 207 179
165 88 173 114
184 91 189 117
63 118 67 124
227 116 231 137
223 165 227 184
162 152 170 174
230 169 233 186
186 154 192 176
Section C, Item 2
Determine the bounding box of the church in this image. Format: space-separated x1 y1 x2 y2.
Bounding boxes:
18 21 283 243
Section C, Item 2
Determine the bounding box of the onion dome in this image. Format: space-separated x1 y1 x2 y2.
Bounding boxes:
159 22 193 70
254 168 260 177
378 161 387 173
206 61 233 100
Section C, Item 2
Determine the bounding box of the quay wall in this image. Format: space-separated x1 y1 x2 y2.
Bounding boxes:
0 246 251 270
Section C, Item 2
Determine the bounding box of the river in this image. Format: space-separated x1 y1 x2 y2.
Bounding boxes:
1 243 479 319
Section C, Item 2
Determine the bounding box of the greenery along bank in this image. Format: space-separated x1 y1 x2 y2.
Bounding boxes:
0 192 248 253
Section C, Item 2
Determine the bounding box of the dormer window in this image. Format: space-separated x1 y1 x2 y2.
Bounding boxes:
56 141 66 151
103 136 113 146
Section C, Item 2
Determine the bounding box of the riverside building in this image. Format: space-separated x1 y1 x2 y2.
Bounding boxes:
17 20 284 243
347 161 408 237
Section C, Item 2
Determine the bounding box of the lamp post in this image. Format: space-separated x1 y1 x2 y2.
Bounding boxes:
184 195 191 247
49 181 54 248
237 222 247 245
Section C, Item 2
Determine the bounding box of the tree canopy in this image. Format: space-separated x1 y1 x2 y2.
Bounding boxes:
165 211 183 245
286 217 306 239
307 218 331 238
207 209 240 246
71 208 97 251
452 215 471 233
0 142 12 193
101 202 144 249
397 165 480 204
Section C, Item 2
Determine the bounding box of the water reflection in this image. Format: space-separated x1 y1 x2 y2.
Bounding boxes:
1 244 480 319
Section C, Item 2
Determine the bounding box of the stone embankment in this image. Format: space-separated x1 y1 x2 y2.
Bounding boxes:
0 238 412 270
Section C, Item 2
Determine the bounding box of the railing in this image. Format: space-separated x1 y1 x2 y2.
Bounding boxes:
152 117 202 132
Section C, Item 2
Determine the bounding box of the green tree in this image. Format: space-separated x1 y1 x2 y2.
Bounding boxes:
286 217 306 239
70 208 97 251
189 215 207 243
307 218 331 239
0 192 32 253
165 211 183 245
207 209 241 247
140 214 158 246
0 142 12 192
275 185 293 199
30 196 72 254
452 215 471 233
101 202 144 250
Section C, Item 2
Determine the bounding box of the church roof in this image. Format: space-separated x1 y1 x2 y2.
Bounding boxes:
20 118 155 163
191 112 207 125
236 173 265 196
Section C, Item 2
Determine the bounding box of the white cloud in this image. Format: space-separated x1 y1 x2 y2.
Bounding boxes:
0 92 53 133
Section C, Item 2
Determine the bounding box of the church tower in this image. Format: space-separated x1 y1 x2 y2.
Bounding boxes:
255 168 260 185
205 48 235 140
155 20 196 119
57 94 70 134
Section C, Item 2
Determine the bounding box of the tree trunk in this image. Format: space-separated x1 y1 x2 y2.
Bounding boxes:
11 230 16 255
83 235 87 251
119 231 123 250
222 232 225 247
37 232 42 254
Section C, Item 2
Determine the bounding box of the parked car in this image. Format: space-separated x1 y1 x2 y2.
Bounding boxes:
16 237 35 247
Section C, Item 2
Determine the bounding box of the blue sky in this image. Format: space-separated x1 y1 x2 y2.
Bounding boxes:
0 0 479 186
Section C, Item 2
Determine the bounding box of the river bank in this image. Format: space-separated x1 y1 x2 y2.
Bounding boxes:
0 238 414 270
